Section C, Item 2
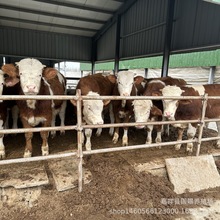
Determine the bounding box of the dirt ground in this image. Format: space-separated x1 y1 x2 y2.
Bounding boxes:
1 101 220 220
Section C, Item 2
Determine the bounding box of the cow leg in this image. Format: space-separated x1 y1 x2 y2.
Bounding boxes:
24 132 33 157
96 111 103 137
112 127 119 144
85 128 92 151
162 116 169 136
4 109 10 130
59 100 67 136
216 121 220 148
109 103 114 136
175 127 184 150
41 120 51 156
11 105 19 129
40 130 49 156
112 114 120 144
122 128 128 146
146 125 153 144
186 123 197 153
21 119 33 157
0 134 5 159
155 125 162 148
0 119 5 158
50 109 58 138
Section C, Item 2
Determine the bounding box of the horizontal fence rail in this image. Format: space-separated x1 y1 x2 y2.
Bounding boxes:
0 90 220 192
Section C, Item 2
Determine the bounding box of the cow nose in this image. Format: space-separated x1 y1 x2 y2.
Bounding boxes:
123 92 129 96
164 111 172 117
27 85 36 92
97 120 104 125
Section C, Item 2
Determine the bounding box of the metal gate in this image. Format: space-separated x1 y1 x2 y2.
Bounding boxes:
0 90 220 192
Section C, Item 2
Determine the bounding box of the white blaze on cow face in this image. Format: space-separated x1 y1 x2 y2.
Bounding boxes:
16 58 45 95
83 92 104 125
162 85 183 121
133 99 153 129
0 71 4 102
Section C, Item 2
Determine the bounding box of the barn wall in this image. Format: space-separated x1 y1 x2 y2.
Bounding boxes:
172 0 220 52
96 23 117 61
0 27 92 62
119 0 167 59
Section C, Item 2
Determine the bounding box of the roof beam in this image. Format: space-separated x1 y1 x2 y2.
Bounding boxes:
93 0 137 41
33 0 114 14
0 16 97 33
0 3 105 25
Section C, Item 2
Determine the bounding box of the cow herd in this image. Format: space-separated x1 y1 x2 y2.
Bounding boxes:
1 58 220 159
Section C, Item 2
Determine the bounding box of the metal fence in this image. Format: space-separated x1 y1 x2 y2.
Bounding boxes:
0 90 220 192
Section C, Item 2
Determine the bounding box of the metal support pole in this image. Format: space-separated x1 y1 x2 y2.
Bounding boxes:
114 15 121 74
161 0 175 77
76 89 84 192
196 93 208 156
91 38 97 75
208 66 216 84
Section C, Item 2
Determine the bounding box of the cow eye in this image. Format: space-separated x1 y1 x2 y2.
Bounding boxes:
3 74 8 78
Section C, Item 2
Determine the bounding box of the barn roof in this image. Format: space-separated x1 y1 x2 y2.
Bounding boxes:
0 0 220 72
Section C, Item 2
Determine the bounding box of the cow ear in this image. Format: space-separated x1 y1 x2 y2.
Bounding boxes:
103 100 111 106
134 76 144 85
70 99 77 106
179 100 192 105
107 75 116 84
43 68 58 80
151 105 162 116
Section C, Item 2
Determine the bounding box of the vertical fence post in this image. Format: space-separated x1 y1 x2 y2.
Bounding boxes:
196 93 208 156
76 89 83 192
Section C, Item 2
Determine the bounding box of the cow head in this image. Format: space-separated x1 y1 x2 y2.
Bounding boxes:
15 58 46 95
71 91 110 125
116 70 144 107
0 65 20 103
133 99 162 129
161 85 184 120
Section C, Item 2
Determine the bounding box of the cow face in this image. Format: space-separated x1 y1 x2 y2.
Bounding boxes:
161 85 183 120
81 92 109 125
117 71 135 96
15 58 45 95
133 99 153 129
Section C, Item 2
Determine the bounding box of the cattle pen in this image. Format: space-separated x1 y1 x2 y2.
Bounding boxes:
0 90 220 192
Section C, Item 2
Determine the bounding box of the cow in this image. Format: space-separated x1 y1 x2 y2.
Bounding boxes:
70 73 116 151
0 69 20 159
161 84 220 153
111 70 145 146
2 58 66 157
132 77 186 145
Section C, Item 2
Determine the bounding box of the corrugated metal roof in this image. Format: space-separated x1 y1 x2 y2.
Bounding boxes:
0 0 124 37
0 0 220 63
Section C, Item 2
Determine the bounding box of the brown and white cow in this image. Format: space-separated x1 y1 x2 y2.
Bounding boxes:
0 69 20 159
112 70 145 146
2 58 66 157
70 73 116 151
132 77 186 145
161 84 220 153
